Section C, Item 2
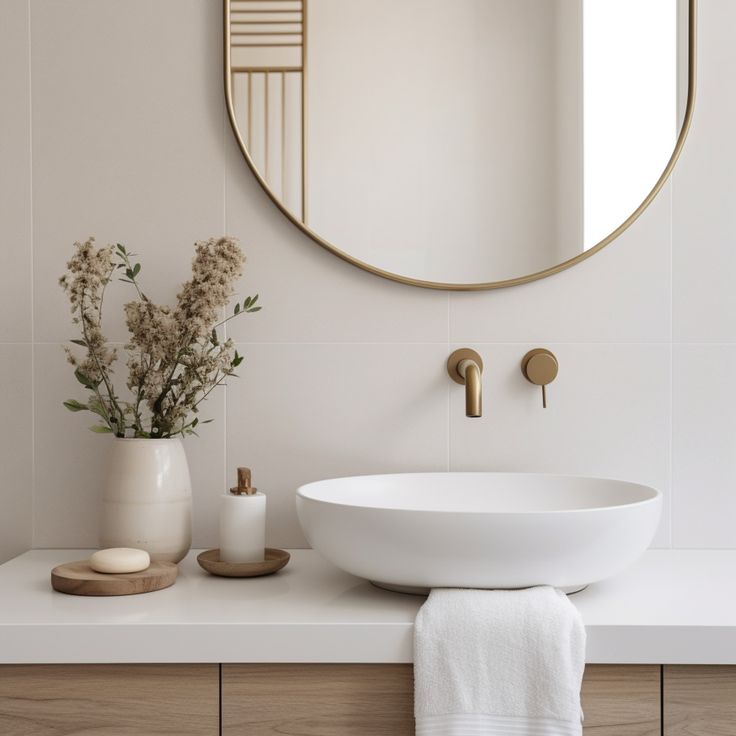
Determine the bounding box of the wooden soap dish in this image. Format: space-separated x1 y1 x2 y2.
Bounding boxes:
51 560 177 596
197 548 290 578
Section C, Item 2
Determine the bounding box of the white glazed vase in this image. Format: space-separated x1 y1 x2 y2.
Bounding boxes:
100 438 192 563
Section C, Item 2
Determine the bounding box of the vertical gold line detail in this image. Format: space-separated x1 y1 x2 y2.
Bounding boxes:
247 72 253 150
264 72 270 181
281 71 287 202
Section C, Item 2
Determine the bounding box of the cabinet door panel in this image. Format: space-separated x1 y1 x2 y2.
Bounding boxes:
664 665 736 736
582 665 661 735
0 664 219 736
222 663 414 735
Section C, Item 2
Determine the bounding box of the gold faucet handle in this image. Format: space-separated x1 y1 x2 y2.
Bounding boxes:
521 349 559 408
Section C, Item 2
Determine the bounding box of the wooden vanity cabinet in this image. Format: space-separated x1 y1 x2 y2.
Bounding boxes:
0 664 219 736
2 663 735 735
221 664 661 736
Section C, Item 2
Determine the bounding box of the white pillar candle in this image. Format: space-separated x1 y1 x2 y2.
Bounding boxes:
219 492 266 563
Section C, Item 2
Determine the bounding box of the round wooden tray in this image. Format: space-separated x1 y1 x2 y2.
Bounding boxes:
51 560 177 596
197 548 290 578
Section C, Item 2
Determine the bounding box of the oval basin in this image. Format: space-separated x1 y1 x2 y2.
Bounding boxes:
296 473 661 592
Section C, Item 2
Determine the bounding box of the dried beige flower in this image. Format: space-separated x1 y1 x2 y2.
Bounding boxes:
60 237 259 438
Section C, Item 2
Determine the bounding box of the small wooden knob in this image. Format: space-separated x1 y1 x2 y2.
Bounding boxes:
231 467 256 495
238 467 251 489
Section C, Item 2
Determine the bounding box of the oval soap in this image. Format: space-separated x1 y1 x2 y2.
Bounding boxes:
90 548 150 574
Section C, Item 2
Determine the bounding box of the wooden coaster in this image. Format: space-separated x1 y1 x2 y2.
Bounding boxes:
51 560 177 596
197 548 290 578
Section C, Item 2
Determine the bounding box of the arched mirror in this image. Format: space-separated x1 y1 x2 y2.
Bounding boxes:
224 0 695 290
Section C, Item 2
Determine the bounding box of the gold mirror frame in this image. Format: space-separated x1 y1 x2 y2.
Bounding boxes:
224 0 697 291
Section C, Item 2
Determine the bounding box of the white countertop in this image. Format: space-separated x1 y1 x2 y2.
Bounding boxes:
1 549 736 665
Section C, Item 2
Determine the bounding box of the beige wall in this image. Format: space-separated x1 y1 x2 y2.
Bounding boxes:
0 0 735 558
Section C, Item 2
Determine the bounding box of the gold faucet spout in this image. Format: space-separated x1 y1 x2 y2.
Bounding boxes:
459 359 482 418
447 349 484 418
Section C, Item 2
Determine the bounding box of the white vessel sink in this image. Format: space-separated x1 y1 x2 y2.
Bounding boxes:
296 473 661 593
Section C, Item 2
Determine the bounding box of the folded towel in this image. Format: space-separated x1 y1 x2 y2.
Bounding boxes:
414 586 586 736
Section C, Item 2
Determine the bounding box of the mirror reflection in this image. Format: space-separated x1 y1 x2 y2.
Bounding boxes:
226 0 691 286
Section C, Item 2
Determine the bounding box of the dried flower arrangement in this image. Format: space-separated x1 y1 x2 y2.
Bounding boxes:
59 236 260 438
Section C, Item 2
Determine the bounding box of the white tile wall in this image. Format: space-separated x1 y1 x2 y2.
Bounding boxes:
1 0 734 553
30 0 226 345
673 1 736 342
0 346 33 562
673 345 736 548
0 0 32 344
0 0 32 562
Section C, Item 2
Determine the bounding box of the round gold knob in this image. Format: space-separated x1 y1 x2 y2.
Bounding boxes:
522 350 558 386
521 349 558 408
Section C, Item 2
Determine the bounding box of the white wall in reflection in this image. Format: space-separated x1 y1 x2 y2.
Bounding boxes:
307 0 582 283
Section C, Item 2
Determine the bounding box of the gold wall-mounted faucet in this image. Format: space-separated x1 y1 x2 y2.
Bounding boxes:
447 349 484 418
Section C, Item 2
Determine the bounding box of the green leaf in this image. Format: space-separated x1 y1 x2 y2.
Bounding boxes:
191 417 199 428
116 243 127 254
63 399 87 412
132 263 141 277
201 419 214 424
89 425 113 434
74 368 99 390
234 303 241 314
70 339 87 347
210 328 219 346
247 306 262 313
125 268 135 280
87 399 107 418
120 278 134 284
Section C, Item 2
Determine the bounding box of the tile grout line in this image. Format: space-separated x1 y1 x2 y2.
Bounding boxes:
28 0 35 552
24 339 736 347
669 171 675 549
446 292 451 471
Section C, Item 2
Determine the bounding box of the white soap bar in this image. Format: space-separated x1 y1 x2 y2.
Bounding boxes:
90 548 150 574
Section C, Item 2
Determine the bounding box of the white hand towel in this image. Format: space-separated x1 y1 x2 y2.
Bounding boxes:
414 586 586 736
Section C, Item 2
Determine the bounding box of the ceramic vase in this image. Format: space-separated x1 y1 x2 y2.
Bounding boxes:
100 438 192 563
